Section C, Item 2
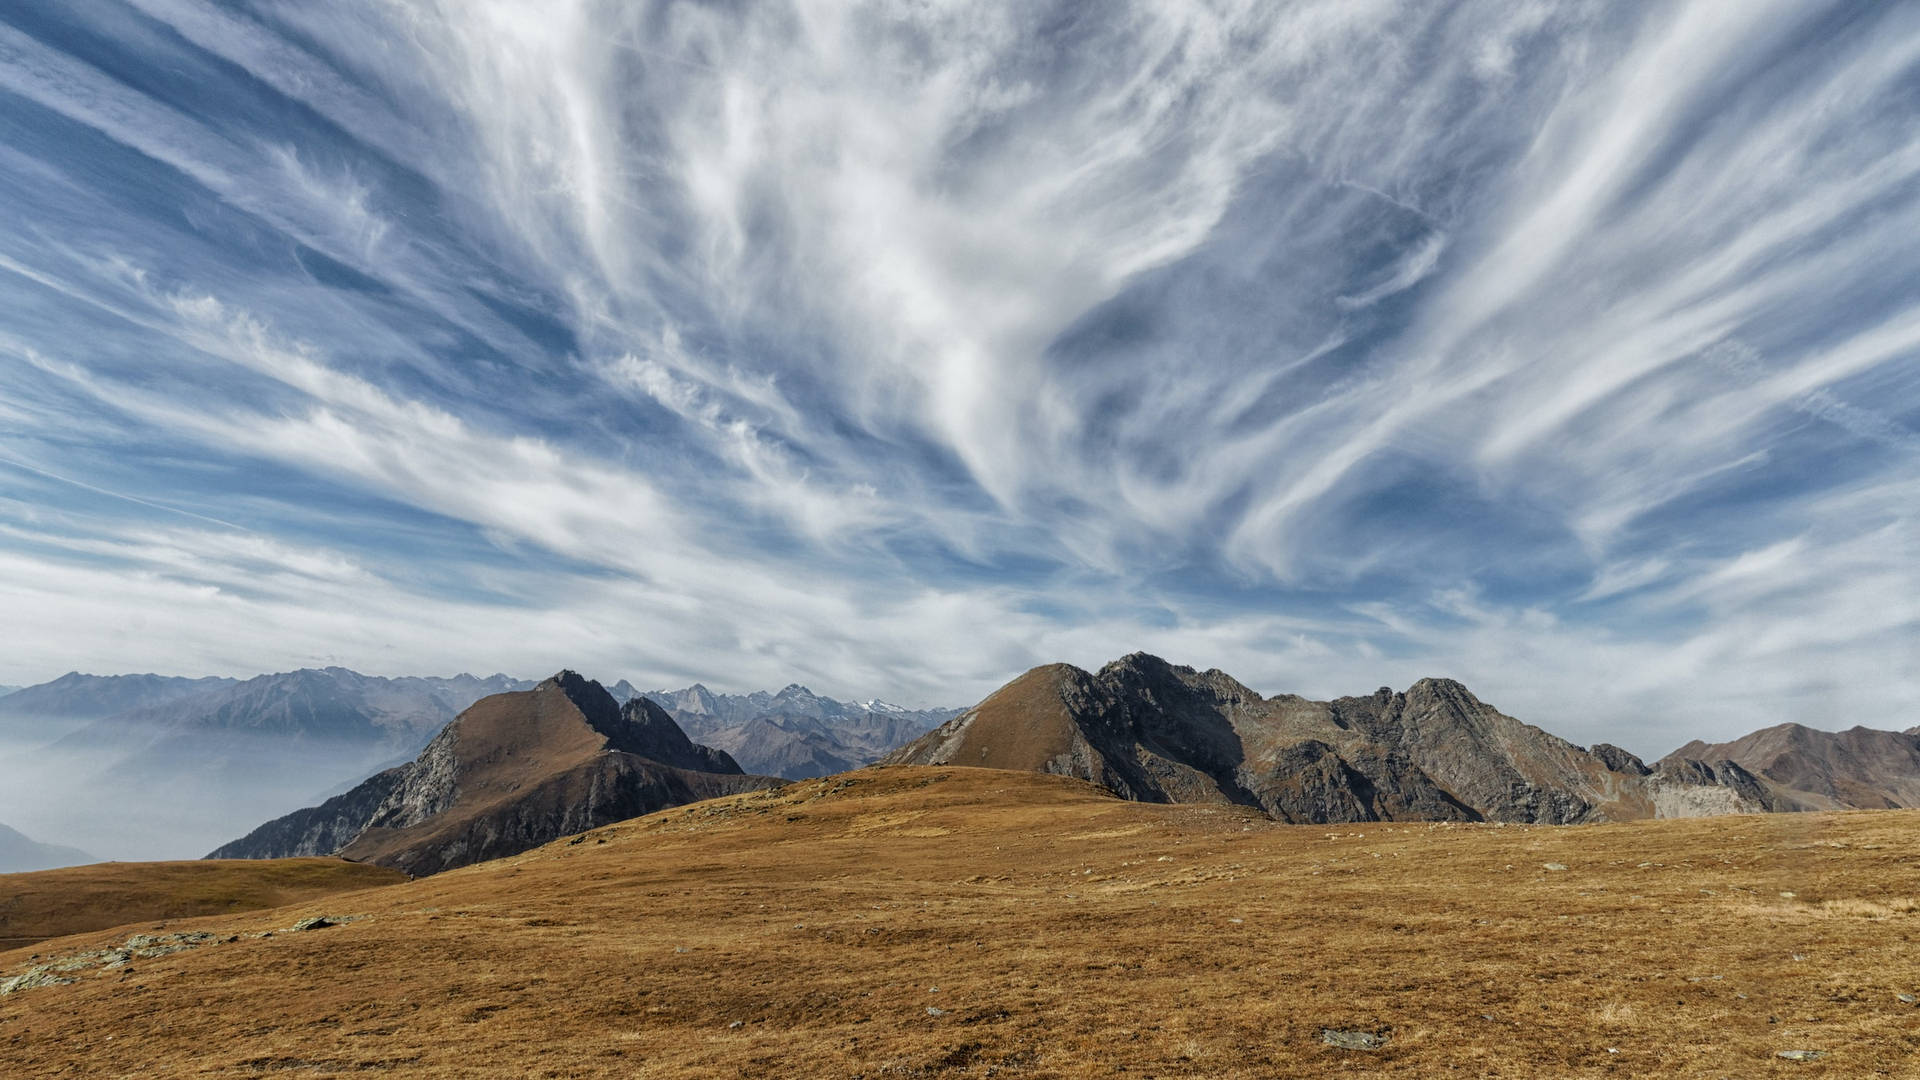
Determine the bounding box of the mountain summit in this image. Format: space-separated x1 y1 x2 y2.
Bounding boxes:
209 672 781 875
883 653 1782 823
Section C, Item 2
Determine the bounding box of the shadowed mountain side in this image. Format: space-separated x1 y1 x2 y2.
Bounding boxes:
883 653 1782 823
209 672 782 876
0 858 403 952
1663 724 1920 810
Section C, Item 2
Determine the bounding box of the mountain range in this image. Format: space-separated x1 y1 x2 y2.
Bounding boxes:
0 667 956 861
0 672 239 740
210 672 781 875
8 654 1920 865
621 682 959 778
883 653 1912 823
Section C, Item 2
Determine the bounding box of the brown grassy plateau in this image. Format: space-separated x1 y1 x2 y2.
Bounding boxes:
3 766 1917 1077
0 858 406 952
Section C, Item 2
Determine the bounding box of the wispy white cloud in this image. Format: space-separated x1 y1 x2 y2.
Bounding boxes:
0 0 1914 753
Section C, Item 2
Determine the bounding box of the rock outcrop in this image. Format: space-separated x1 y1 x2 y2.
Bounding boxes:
1644 757 1789 817
883 653 1777 824
209 672 781 875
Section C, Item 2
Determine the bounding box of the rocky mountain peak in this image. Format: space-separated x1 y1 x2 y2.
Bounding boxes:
1100 651 1177 679
211 674 777 875
1405 677 1479 706
1589 743 1651 775
538 670 623 732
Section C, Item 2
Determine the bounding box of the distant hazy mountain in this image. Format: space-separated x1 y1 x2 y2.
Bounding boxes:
211 672 780 875
55 667 533 759
885 652 1788 823
630 682 960 779
0 672 237 740
0 668 532 860
0 821 95 873
0 685 19 698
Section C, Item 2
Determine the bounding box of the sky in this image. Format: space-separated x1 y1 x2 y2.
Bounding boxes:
0 0 1915 755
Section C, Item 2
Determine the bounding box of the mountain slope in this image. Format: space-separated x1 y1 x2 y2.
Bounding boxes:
884 653 1772 823
210 672 782 876
1663 723 1920 810
0 823 95 874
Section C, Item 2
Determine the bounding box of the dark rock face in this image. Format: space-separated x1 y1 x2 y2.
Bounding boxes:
610 697 744 775
1590 743 1651 775
207 672 781 875
1254 739 1476 824
885 653 1782 824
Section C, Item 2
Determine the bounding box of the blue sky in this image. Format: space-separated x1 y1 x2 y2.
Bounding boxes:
0 1 1915 754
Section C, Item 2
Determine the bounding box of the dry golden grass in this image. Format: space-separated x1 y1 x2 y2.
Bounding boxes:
0 858 406 951
3 766 1917 1077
